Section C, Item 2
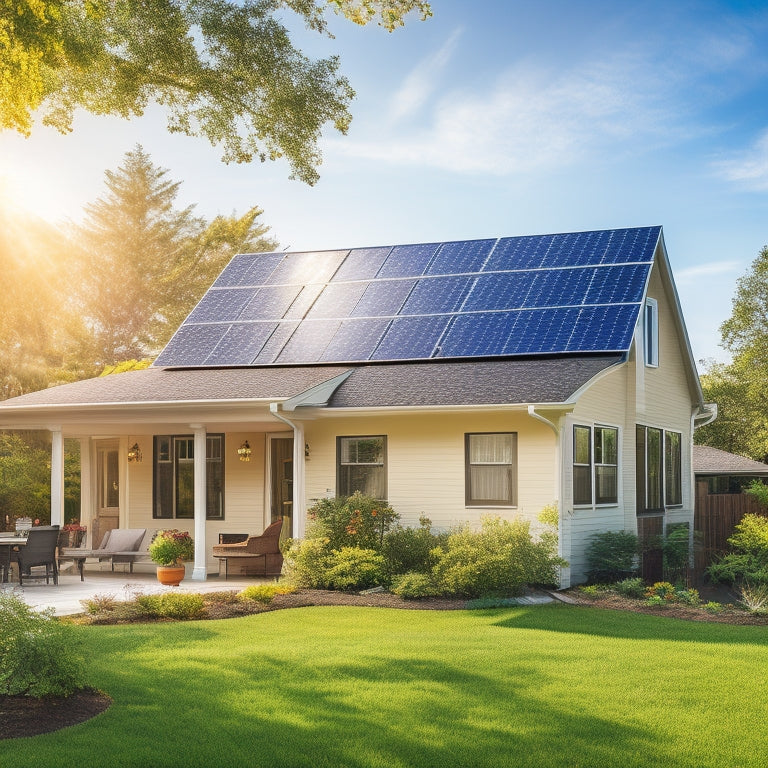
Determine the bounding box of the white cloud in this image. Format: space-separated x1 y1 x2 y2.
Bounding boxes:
714 129 768 190
389 28 462 123
335 54 670 175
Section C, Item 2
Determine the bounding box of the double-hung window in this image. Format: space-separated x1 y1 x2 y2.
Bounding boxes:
153 434 224 519
636 426 682 513
465 432 517 506
337 436 387 499
573 425 618 506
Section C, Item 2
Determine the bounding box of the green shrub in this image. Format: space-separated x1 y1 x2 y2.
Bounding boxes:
0 592 86 697
585 530 639 584
306 492 399 551
430 516 565 598
675 588 700 606
703 601 724 613
645 594 666 607
382 516 448 576
615 577 646 599
707 514 768 585
390 572 442 599
324 547 386 591
135 592 205 620
282 537 333 588
744 480 768 508
645 581 676 601
238 584 295 604
578 585 603 599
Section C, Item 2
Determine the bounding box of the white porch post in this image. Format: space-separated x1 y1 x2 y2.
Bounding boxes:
191 425 207 581
79 438 93 546
292 421 306 540
50 428 64 527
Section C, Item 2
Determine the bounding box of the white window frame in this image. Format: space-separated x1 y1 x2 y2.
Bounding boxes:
572 423 620 508
644 297 659 368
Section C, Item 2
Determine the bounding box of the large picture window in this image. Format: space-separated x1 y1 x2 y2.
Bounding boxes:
153 434 224 519
636 425 682 514
337 436 387 499
465 433 517 506
573 425 618 506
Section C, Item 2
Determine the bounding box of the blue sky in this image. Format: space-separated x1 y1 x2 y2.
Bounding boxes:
2 0 768 366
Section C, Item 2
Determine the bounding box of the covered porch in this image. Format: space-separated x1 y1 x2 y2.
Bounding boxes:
0 366 352 579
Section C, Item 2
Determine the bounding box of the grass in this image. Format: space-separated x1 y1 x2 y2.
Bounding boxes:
3 603 768 768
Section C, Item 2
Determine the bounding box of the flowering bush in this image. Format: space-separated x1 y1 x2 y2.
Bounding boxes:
306 492 398 551
149 530 194 566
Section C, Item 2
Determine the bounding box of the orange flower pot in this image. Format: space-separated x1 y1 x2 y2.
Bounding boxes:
156 565 185 587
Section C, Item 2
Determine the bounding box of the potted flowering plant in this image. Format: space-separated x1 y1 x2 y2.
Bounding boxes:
61 520 87 547
149 530 194 586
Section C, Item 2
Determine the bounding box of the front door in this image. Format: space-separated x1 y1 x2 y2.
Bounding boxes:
270 437 293 542
94 442 120 547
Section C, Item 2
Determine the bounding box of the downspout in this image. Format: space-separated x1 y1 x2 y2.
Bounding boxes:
527 406 570 588
689 403 718 568
269 403 306 540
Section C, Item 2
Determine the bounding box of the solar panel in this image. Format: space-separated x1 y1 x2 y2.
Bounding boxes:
154 226 661 367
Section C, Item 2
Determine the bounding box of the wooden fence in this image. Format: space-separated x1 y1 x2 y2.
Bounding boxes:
693 480 768 579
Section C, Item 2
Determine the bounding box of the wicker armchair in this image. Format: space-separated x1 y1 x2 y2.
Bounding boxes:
212 519 284 578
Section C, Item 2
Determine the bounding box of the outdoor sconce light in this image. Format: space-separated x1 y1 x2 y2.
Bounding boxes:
305 443 311 458
127 443 142 463
237 440 252 462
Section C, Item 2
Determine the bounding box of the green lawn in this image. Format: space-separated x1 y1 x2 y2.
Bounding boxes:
3 604 768 768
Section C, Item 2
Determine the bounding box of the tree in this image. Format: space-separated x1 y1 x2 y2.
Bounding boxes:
68 145 277 374
0 193 75 398
0 0 431 185
696 245 768 461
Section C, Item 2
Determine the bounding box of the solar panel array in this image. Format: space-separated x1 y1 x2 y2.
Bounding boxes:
154 226 661 367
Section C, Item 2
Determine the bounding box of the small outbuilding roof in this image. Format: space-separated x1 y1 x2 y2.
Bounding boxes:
693 445 768 476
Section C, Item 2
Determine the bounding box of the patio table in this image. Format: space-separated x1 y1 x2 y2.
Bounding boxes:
0 533 27 583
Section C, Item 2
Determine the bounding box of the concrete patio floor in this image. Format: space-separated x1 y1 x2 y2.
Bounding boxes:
1 568 274 616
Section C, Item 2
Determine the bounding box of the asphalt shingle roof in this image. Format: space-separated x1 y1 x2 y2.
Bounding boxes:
693 445 768 475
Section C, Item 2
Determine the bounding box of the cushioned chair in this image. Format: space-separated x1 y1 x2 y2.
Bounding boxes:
12 526 61 586
212 520 284 578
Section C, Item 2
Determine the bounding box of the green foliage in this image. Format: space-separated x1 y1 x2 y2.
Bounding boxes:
643 582 699 606
0 431 52 522
148 530 194 566
707 514 768 585
390 572 441 599
282 537 333 589
238 584 296 604
578 584 604 599
697 244 768 460
0 591 86 697
703 601 725 613
324 547 386 591
80 593 119 615
615 577 646 599
135 593 205 620
585 530 639 584
430 516 565 598
382 515 447 576
1 0 430 184
306 492 399 552
744 479 768 508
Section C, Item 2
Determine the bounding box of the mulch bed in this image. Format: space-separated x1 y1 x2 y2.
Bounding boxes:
5 585 764 740
0 688 112 741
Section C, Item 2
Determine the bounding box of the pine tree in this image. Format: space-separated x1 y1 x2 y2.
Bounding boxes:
69 145 276 374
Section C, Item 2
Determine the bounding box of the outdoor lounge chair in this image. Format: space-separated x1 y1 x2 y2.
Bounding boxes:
212 519 284 579
60 528 149 580
12 526 61 586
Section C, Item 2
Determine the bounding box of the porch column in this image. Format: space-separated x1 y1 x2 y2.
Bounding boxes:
191 425 207 581
292 421 306 540
50 428 64 527
79 438 94 546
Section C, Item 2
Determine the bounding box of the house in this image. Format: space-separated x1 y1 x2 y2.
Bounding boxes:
0 226 716 585
692 445 768 576
693 445 768 495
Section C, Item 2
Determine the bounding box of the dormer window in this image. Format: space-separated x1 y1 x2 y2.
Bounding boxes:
644 297 659 367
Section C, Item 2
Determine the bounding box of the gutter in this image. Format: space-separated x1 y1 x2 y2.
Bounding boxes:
269 402 307 539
